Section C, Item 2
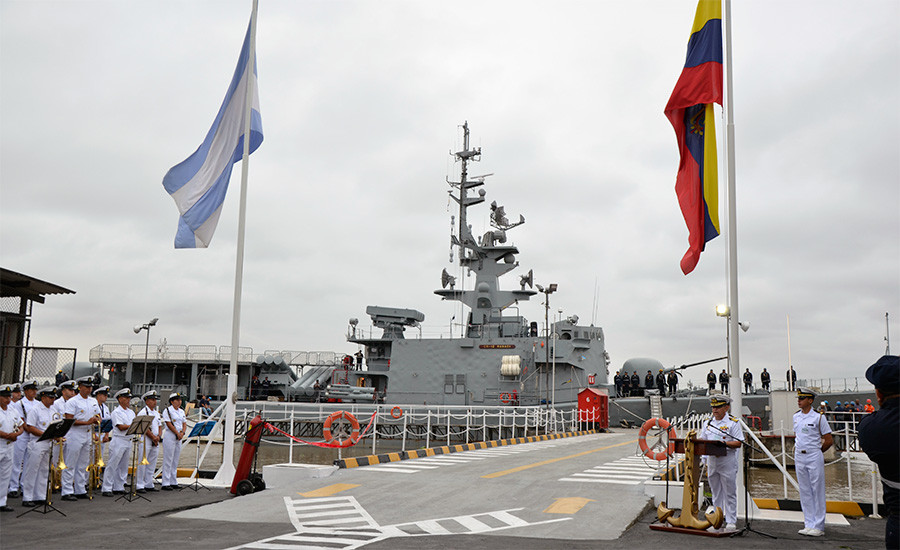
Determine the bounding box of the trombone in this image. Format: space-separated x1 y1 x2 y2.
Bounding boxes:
50 437 67 492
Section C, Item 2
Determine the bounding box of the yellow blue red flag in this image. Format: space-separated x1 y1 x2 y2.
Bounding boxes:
665 0 723 275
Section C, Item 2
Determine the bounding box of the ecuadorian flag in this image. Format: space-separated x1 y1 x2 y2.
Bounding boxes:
664 0 723 275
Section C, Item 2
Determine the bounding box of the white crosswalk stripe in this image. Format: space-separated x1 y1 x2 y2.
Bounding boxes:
229 501 569 549
560 452 683 485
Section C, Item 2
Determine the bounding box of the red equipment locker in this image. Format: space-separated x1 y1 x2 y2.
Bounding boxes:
577 387 609 430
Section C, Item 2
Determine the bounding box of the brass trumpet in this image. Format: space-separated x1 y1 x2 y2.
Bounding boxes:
140 435 150 466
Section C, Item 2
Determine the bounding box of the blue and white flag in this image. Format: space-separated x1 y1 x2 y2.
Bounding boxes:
163 23 263 249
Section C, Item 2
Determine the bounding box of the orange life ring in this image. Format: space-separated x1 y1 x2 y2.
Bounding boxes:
390 406 403 419
322 410 360 448
500 393 511 404
638 417 676 461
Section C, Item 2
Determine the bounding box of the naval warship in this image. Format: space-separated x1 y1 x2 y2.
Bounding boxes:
304 123 610 406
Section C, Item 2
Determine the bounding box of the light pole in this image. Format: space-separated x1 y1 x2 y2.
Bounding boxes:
134 317 158 392
535 283 557 406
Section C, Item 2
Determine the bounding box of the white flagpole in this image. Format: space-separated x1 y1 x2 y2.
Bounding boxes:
214 0 259 485
723 0 757 517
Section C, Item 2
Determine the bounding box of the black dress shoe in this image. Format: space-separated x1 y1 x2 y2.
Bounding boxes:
62 494 78 501
160 485 173 491
7 491 20 499
21 501 36 507
0 505 14 512
136 488 146 493
112 490 125 495
101 492 113 497
75 493 89 499
145 486 158 492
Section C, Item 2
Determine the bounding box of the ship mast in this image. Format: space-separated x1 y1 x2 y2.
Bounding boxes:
450 121 485 264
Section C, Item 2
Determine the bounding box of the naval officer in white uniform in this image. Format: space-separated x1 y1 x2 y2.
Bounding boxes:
0 383 25 512
61 376 101 500
793 386 833 537
101 388 135 496
699 394 744 531
161 393 186 489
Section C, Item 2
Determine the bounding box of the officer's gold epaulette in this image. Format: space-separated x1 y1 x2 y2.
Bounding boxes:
728 415 737 421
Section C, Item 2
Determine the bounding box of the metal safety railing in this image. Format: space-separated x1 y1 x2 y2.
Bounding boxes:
746 412 883 517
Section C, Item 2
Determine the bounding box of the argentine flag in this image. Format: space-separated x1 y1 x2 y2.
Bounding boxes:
163 22 263 249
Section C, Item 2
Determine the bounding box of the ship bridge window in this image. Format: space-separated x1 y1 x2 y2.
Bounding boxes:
560 331 572 340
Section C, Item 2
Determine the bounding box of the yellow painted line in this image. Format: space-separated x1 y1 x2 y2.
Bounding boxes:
826 501 864 516
344 458 359 468
754 498 780 510
299 483 360 498
543 497 595 514
369 456 380 465
388 452 401 462
482 439 635 479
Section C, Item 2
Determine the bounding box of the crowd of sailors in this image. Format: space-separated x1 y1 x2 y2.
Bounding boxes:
0 377 188 513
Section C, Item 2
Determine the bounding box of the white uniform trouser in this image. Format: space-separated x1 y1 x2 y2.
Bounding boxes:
795 449 826 531
22 441 51 503
61 430 91 495
101 437 131 493
8 433 30 492
161 433 182 486
137 438 159 489
707 456 739 525
0 443 14 506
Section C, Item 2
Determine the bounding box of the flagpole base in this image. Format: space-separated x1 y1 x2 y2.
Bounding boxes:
213 462 237 487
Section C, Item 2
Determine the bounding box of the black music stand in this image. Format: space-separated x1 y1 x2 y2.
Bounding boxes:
18 418 74 518
185 420 216 492
730 438 776 539
117 415 154 503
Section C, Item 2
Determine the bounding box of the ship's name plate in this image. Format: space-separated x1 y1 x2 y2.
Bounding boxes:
479 344 516 349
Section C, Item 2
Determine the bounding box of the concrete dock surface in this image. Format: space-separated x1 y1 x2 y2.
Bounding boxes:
0 432 888 550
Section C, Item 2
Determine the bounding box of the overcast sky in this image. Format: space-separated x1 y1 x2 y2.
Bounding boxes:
2 0 897 389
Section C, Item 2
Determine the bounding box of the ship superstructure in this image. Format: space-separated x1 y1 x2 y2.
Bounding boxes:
341 123 610 406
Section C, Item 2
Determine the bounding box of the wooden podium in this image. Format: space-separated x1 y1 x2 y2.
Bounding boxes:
650 429 729 536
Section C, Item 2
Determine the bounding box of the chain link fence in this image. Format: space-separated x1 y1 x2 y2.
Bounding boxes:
0 346 77 384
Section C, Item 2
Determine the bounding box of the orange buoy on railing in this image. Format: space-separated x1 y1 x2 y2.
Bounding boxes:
322 410 361 448
638 417 676 461
390 406 403 419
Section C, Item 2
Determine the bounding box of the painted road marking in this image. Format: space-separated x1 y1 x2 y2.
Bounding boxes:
482 439 636 479
298 483 360 498
543 497 595 514
284 496 380 531
559 452 681 485
359 439 567 474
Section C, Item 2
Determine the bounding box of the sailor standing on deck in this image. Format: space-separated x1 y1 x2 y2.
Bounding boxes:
101 388 135 497
700 394 743 531
793 387 833 537
61 376 101 500
0 383 25 512
8 380 36 499
707 369 717 394
21 386 58 506
136 391 162 492
161 393 186 490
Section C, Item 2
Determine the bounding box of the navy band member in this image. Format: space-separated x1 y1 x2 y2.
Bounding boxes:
793 386 833 537
700 394 744 531
161 393 186 489
21 387 58 506
0 383 25 512
857 355 899 550
136 391 162 492
101 389 135 496
61 376 101 500
8 380 36 498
